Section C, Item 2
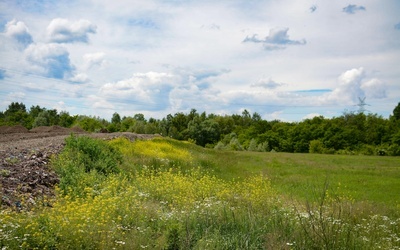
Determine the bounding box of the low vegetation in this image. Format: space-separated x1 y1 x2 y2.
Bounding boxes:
1 136 399 249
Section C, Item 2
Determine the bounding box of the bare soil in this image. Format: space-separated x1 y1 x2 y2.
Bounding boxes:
0 125 158 210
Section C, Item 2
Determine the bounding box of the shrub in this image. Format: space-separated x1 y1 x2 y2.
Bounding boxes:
247 138 258 151
63 135 122 175
52 135 122 197
214 141 226 150
309 140 325 154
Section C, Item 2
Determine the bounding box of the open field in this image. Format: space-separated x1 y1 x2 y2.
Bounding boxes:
210 150 400 211
1 136 399 249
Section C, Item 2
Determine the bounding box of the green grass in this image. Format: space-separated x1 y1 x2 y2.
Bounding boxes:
194 149 400 212
114 137 400 211
1 136 399 249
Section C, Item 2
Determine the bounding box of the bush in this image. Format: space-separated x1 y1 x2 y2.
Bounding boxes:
214 141 226 150
52 135 123 197
309 140 325 154
359 144 376 156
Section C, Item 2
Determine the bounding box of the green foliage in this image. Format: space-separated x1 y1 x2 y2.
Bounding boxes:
247 138 258 151
58 111 76 127
309 139 326 154
111 112 121 124
52 135 122 197
32 110 50 127
74 115 106 132
392 102 400 120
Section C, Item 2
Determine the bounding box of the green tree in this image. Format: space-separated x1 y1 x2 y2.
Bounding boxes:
111 112 121 124
188 118 220 147
47 109 59 125
33 110 50 127
59 111 75 127
4 102 26 116
3 102 30 127
134 113 146 122
392 102 400 120
29 105 45 118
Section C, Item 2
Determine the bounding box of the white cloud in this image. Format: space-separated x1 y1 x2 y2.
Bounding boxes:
24 43 75 79
87 95 114 110
47 18 97 43
243 27 306 50
25 43 75 79
83 52 106 69
23 82 46 92
70 73 89 83
53 101 67 111
323 68 386 105
99 72 176 111
6 92 26 102
361 79 386 99
251 78 285 89
338 67 365 85
4 19 33 47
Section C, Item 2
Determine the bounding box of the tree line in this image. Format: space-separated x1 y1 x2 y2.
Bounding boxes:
1 102 400 156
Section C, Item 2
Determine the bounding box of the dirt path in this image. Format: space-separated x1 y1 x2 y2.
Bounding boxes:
0 126 158 210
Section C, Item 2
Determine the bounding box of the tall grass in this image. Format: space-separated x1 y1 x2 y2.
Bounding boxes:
0 136 399 249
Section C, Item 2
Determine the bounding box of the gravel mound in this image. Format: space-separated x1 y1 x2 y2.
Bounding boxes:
0 125 29 134
30 125 70 133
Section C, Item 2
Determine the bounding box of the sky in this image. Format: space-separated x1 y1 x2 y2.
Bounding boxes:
0 0 399 121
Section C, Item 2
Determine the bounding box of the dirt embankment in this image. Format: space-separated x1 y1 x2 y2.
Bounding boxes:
0 125 158 210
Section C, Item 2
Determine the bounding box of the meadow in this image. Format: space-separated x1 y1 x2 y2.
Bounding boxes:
1 136 399 249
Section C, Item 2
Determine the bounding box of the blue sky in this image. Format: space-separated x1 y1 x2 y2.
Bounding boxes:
0 0 399 121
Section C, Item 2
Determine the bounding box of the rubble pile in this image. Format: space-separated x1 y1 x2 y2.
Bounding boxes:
1 145 63 210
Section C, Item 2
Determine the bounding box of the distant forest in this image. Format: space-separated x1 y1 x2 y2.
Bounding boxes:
1 102 400 156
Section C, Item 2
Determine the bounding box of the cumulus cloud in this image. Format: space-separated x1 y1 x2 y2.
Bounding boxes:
3 19 33 47
243 28 306 50
83 52 106 69
361 79 386 99
251 78 285 89
100 72 176 111
324 68 386 105
47 18 97 43
342 4 366 14
24 43 75 79
327 67 365 103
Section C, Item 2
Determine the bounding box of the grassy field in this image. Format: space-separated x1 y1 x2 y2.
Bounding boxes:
1 136 399 249
209 150 400 211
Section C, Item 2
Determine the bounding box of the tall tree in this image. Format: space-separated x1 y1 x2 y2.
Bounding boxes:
111 112 121 124
392 102 400 120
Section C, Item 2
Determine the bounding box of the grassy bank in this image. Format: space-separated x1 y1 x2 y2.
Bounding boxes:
1 136 399 249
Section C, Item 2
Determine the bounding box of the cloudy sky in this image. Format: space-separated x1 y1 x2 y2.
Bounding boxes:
1 0 399 121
